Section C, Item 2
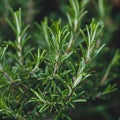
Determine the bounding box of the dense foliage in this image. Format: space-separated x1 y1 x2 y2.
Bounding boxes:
0 0 120 120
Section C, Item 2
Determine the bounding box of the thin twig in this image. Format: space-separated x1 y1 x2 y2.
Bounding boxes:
100 50 118 85
0 63 13 82
17 36 23 66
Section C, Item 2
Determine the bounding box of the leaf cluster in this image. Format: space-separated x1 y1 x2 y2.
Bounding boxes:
0 0 119 120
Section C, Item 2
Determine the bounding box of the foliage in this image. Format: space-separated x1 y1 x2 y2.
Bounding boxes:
0 0 119 120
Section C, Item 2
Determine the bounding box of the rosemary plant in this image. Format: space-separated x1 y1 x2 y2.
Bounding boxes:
0 0 119 120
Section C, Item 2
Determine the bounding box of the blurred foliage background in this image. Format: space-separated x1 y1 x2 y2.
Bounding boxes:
0 0 120 120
